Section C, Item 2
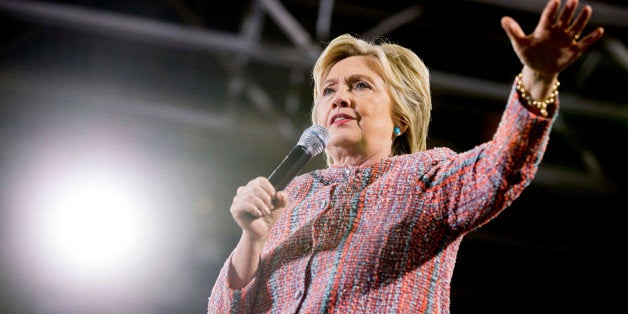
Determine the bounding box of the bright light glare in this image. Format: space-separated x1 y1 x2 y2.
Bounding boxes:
37 167 152 279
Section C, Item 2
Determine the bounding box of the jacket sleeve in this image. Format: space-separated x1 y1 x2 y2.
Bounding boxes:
207 251 260 314
428 79 559 234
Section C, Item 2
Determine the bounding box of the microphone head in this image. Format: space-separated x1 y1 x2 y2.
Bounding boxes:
297 124 329 156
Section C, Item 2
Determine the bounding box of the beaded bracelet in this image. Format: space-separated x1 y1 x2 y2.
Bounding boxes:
514 72 560 117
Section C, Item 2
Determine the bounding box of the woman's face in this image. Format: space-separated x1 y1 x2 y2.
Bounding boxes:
315 56 395 166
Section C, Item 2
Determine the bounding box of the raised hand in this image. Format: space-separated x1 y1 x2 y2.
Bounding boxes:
501 0 604 78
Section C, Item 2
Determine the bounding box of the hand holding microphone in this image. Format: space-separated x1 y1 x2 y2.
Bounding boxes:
230 125 329 237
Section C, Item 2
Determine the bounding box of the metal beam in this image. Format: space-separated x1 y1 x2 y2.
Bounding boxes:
259 0 321 59
362 5 423 40
430 72 628 121
315 0 334 42
0 0 317 68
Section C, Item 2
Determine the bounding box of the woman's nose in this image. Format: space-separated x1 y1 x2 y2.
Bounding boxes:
331 89 350 108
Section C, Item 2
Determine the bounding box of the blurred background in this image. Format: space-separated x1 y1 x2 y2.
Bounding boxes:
1 0 626 313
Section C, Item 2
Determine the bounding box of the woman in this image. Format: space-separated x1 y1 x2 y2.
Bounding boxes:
208 0 604 312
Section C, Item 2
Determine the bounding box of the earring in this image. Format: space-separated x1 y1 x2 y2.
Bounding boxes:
393 126 401 136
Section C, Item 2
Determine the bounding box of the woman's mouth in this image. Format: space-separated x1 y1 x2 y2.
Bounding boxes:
330 113 354 126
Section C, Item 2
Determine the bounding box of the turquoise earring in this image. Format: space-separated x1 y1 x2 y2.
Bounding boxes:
393 126 401 136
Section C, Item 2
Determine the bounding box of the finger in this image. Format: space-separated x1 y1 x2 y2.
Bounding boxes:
231 200 263 219
568 4 592 37
249 197 271 216
244 201 265 217
539 0 561 28
235 184 267 207
248 187 273 213
500 17 524 43
576 27 604 50
233 184 271 216
556 0 578 27
251 177 277 201
243 189 273 216
244 178 274 209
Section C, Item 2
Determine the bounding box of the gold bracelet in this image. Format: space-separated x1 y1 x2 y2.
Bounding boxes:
514 72 560 117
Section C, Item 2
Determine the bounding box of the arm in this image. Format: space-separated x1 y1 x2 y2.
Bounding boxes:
207 177 288 311
501 0 604 116
430 85 555 234
228 177 288 289
428 0 604 233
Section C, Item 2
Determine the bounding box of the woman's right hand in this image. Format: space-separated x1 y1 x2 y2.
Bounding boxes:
230 177 288 241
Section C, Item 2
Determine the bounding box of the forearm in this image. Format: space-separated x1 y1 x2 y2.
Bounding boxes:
228 232 265 290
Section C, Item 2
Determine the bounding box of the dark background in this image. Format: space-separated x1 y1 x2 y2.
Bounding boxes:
1 0 626 313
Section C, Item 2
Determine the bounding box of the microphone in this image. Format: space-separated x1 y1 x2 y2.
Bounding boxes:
268 124 329 191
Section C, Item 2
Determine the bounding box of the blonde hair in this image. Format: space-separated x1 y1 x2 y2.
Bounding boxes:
311 34 432 166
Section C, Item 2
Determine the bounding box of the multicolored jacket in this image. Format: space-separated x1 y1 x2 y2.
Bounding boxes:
208 81 557 313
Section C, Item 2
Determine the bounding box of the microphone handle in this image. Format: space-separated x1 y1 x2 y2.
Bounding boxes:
268 145 312 191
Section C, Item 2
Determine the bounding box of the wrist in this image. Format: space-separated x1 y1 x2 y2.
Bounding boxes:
521 66 558 85
241 231 267 248
515 70 560 117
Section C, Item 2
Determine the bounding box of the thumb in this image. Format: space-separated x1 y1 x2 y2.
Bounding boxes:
501 16 525 44
266 191 288 224
273 191 289 209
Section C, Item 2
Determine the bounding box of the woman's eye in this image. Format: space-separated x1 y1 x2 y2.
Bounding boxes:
354 81 370 90
322 87 335 96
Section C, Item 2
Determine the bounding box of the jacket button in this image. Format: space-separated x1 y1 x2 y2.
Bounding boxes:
295 290 303 299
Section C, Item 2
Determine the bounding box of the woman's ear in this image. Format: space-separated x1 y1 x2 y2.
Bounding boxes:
399 125 408 135
393 119 408 136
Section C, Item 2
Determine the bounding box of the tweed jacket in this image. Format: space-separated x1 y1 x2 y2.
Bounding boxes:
208 82 557 313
